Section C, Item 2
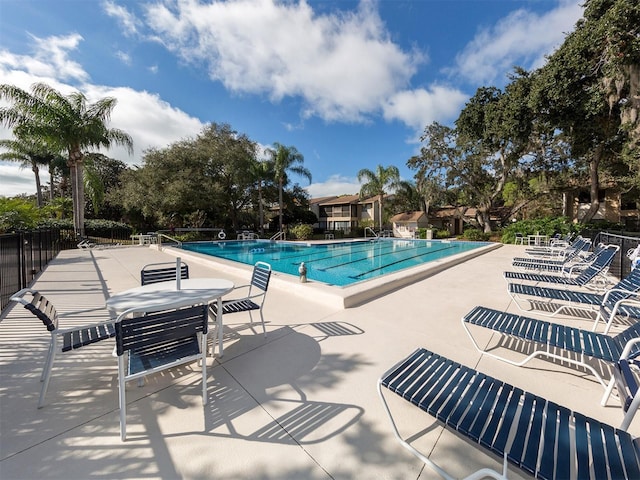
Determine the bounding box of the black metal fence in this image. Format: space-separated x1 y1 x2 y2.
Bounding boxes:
586 230 640 279
0 226 132 312
0 229 74 311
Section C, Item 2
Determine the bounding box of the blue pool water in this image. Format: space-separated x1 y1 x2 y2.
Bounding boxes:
181 238 489 287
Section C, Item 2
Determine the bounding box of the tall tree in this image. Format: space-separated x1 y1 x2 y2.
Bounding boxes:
0 135 59 207
267 143 311 232
249 158 275 234
357 164 400 230
0 82 133 236
530 0 640 222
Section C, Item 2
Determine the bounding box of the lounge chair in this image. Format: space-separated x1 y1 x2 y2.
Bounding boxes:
524 234 586 258
209 261 271 336
507 266 640 329
504 244 619 290
379 348 640 480
9 288 116 408
511 239 593 272
462 305 640 390
115 299 209 441
140 260 189 285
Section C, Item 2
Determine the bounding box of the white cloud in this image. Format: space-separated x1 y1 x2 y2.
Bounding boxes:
115 50 132 65
102 0 141 37
0 35 204 197
451 0 583 85
141 0 424 124
0 163 50 198
0 33 88 83
383 85 468 131
306 174 361 198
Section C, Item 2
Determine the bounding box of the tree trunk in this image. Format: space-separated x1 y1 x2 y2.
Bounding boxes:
258 182 264 235
581 145 603 224
69 148 85 237
278 177 284 232
31 162 43 208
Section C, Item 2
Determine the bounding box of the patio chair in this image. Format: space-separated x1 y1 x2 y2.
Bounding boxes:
115 299 209 441
378 347 640 480
209 261 271 337
504 244 619 289
513 232 525 245
9 288 116 408
507 266 640 328
462 305 640 390
140 260 189 285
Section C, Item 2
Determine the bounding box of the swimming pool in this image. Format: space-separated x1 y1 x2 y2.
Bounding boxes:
181 238 491 287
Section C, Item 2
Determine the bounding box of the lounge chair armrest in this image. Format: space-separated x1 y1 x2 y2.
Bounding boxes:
619 337 640 360
9 288 39 305
602 288 640 303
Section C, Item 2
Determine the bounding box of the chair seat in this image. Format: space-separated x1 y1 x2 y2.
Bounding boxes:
61 323 116 352
379 348 640 480
220 299 260 314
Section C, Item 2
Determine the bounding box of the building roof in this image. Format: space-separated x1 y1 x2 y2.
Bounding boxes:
390 211 427 222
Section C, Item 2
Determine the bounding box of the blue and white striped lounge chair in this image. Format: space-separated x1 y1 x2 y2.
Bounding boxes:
507 267 640 329
462 305 640 390
511 239 594 272
524 234 584 258
379 348 640 480
504 244 619 290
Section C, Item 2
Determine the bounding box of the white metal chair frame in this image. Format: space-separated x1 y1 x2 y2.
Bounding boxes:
115 298 209 441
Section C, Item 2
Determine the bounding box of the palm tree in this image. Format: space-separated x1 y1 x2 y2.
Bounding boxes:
0 135 59 207
357 164 401 230
267 143 312 232
249 158 275 235
0 82 133 236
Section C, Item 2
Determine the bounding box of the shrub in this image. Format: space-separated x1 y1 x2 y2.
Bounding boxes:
462 228 490 241
289 224 313 240
500 217 582 244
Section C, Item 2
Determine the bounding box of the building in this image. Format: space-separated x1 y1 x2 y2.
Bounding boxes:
390 211 429 238
309 195 383 234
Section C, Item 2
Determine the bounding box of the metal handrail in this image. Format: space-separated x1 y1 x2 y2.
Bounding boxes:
364 227 378 239
156 233 183 248
270 231 285 241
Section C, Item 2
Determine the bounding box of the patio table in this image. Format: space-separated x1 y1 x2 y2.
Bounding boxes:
106 277 234 356
527 234 549 246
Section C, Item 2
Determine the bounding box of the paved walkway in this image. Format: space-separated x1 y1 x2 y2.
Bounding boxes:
0 244 636 479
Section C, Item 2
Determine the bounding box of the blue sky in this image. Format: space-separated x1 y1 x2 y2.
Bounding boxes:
0 0 584 199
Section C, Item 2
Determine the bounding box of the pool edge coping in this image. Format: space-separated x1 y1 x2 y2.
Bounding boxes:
153 241 503 309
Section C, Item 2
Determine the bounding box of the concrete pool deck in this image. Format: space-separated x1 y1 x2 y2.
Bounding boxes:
0 243 637 479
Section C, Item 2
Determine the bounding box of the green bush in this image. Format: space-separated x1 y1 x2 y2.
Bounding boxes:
462 228 490 241
0 197 42 232
289 224 313 240
436 229 450 239
500 217 582 244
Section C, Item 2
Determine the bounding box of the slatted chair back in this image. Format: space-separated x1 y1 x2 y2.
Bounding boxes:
20 290 59 332
572 244 618 285
115 301 209 441
140 261 189 285
210 261 272 337
10 288 116 408
607 267 640 306
249 261 271 297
